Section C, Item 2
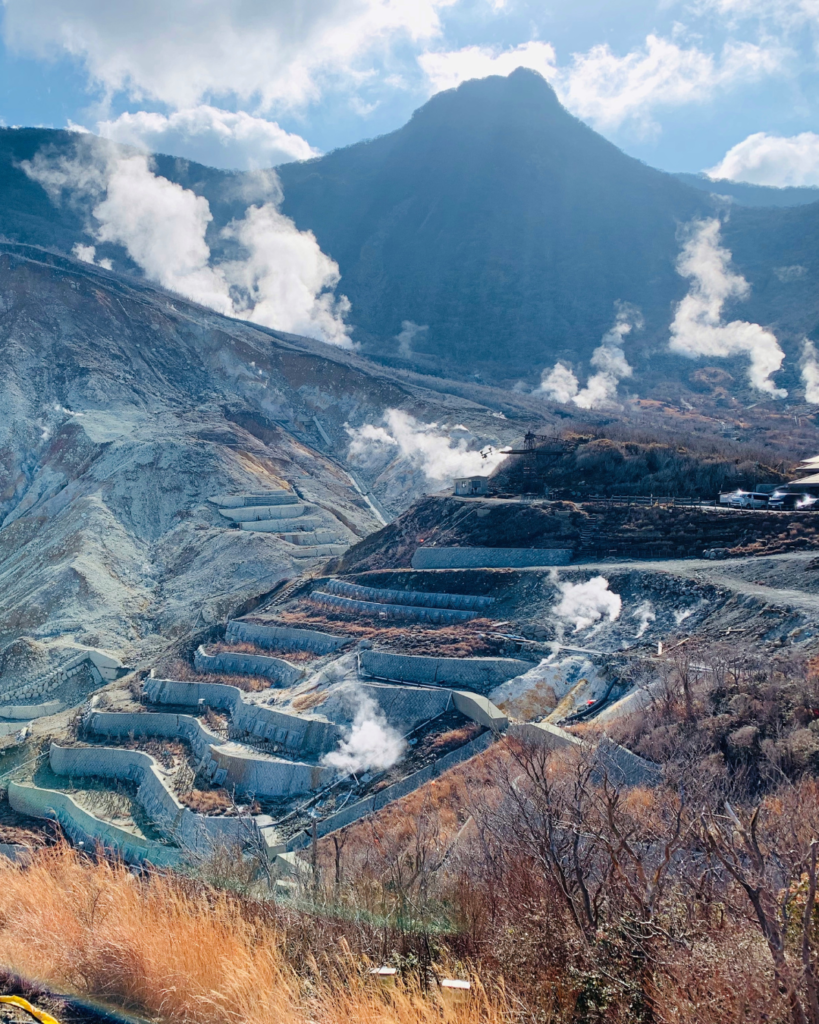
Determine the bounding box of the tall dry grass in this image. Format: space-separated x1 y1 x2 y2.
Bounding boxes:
0 845 508 1024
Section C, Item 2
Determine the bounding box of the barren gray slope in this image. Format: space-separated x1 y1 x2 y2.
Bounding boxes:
0 244 538 686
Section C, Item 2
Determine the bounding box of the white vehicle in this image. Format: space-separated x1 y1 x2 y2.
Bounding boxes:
728 490 769 509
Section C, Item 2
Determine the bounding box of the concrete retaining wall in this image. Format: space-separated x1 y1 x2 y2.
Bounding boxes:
87 710 220 761
235 517 322 533
359 652 531 693
145 678 341 757
324 580 494 611
411 547 573 569
194 645 304 686
7 781 183 868
0 700 64 721
218 505 306 521
209 493 297 508
359 683 452 734
312 592 478 624
86 711 330 797
226 621 350 655
312 591 471 623
451 691 508 731
508 723 660 787
50 744 257 854
288 730 497 849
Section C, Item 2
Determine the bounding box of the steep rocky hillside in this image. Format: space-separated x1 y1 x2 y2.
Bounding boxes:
0 244 549 687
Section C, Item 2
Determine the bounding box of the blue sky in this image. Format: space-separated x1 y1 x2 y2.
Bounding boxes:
2 0 819 183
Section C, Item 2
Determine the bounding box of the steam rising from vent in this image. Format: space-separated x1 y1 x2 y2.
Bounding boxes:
322 689 405 775
632 600 656 638
345 409 509 489
21 141 351 347
396 320 428 358
552 576 622 633
669 219 786 397
801 340 819 404
538 305 639 409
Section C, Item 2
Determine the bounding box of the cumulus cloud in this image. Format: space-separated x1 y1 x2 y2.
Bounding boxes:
23 141 352 345
3 0 454 111
705 131 819 187
419 35 784 133
322 688 405 775
537 305 639 409
419 41 557 93
552 576 622 633
801 339 819 403
93 106 319 170
346 409 508 488
669 218 786 396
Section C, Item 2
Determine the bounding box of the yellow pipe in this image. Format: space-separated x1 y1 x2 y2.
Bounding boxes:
0 994 62 1024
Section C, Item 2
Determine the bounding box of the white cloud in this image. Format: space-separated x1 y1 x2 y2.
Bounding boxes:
71 242 112 270
801 339 819 403
346 409 508 488
669 218 787 396
537 305 639 410
92 107 319 170
706 131 819 186
419 35 785 133
419 41 557 94
23 141 352 345
395 319 428 357
3 0 455 111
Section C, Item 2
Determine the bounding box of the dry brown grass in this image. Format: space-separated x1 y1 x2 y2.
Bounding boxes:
0 846 507 1024
179 788 234 814
155 658 273 693
290 690 330 712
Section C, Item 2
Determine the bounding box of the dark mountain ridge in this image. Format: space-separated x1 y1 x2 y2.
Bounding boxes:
2 72 819 394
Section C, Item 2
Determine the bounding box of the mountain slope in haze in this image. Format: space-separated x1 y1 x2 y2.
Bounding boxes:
277 69 716 378
5 76 819 397
674 173 819 209
0 243 543 691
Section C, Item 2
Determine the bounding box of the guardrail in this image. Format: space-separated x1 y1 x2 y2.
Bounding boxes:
584 495 718 507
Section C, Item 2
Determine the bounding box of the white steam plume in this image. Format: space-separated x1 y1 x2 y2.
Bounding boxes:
322 689 405 775
396 320 428 358
538 305 639 410
22 142 351 346
553 576 622 633
632 600 656 639
801 340 819 404
346 409 508 488
669 218 786 397
538 362 579 403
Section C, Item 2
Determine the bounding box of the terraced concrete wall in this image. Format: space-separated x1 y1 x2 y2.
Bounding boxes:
145 678 341 756
288 730 497 849
86 711 330 797
194 646 304 686
235 517 322 532
226 620 350 655
7 781 183 868
359 652 531 693
411 547 573 569
219 505 306 521
508 723 660 787
324 580 494 611
450 691 508 731
360 683 452 734
87 711 220 761
312 592 479 624
210 493 297 507
209 747 330 797
50 745 255 854
0 700 64 721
